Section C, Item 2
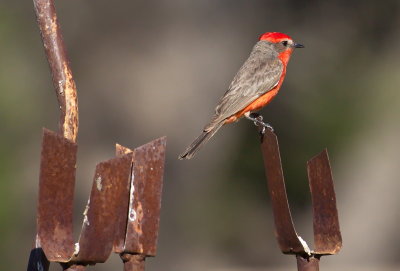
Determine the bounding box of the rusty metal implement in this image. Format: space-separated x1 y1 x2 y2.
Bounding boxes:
308 150 342 255
113 144 135 253
28 133 166 271
30 128 136 270
260 129 305 254
124 137 166 256
72 152 133 263
29 0 167 270
113 137 167 271
38 129 77 262
260 128 342 270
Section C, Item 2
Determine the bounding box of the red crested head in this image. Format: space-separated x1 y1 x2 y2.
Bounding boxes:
259 32 293 43
258 32 304 64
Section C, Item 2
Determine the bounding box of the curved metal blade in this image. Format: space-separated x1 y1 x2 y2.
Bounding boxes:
260 129 306 254
73 152 133 263
113 144 134 253
38 129 76 262
307 149 342 255
124 137 167 256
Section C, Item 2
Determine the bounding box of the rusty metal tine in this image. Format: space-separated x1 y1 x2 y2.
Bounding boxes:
38 129 77 262
72 152 133 263
307 150 342 255
123 137 167 257
260 129 305 254
114 144 134 253
33 0 79 142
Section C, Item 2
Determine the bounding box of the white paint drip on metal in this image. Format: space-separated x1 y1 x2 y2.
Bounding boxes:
96 175 102 191
298 235 311 255
128 170 137 221
83 199 90 226
58 80 64 95
74 242 80 256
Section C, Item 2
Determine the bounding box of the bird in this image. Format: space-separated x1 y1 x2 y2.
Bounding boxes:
179 32 304 160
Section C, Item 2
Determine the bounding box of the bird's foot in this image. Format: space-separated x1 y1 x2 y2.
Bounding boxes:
245 113 274 134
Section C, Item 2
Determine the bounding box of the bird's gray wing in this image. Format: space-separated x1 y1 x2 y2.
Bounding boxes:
205 53 283 131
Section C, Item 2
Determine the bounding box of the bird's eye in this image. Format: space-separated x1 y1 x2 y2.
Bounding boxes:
282 41 288 46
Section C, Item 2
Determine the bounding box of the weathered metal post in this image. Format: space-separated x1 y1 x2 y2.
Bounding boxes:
296 255 320 271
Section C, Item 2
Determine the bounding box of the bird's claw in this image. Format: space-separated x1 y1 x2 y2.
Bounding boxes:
255 119 274 134
246 113 274 134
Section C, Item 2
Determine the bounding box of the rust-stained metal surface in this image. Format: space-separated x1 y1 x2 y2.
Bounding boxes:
33 0 78 142
113 144 134 253
260 129 305 254
38 129 77 262
307 150 342 255
73 152 133 263
296 255 320 271
124 137 167 256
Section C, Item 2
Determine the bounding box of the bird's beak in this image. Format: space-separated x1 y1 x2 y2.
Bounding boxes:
294 43 304 48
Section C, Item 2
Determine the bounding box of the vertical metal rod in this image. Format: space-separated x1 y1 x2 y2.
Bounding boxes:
296 255 320 271
33 0 79 142
121 254 146 271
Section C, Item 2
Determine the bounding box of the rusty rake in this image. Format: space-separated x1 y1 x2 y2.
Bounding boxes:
27 1 166 270
260 128 342 270
27 130 166 271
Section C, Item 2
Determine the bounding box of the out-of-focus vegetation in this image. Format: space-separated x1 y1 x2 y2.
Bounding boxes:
1 1 400 270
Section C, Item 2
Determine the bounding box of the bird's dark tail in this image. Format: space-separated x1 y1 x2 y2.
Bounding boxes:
179 122 224 160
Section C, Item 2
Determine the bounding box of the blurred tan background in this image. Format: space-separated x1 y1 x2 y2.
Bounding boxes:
1 0 400 270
